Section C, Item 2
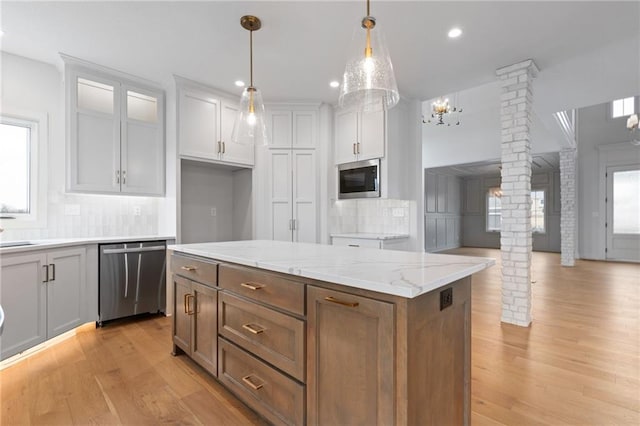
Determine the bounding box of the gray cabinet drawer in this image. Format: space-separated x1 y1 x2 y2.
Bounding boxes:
219 291 305 381
219 338 304 426
171 253 218 286
219 264 304 316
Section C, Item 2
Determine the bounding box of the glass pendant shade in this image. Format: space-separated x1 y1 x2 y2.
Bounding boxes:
339 21 399 112
232 86 268 145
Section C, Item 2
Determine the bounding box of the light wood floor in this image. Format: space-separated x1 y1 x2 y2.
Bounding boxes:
1 248 638 425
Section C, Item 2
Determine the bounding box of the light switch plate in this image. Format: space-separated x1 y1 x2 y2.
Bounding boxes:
133 206 141 216
211 207 217 217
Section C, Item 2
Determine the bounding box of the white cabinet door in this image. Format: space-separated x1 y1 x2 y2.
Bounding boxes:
293 150 317 243
335 109 358 164
179 91 220 160
359 109 385 161
270 150 293 242
0 253 47 360
69 73 121 193
121 87 165 195
268 110 293 148
219 101 253 166
293 111 316 148
46 247 86 338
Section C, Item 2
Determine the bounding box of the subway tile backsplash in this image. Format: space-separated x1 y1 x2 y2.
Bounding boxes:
1 189 159 241
330 199 413 235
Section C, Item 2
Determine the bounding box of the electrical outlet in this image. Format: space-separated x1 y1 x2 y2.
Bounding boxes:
440 287 453 311
210 207 217 217
133 206 141 216
392 208 405 217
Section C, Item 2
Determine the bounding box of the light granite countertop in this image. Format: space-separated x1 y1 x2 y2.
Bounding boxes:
0 235 175 255
169 240 495 298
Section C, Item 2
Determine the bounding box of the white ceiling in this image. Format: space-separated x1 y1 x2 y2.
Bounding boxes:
2 1 638 104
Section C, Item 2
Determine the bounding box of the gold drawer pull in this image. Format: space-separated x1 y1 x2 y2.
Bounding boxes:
242 374 265 391
325 296 359 308
242 323 266 334
181 265 198 272
240 282 265 291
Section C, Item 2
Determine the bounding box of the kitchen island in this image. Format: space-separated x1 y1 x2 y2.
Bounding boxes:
168 240 494 426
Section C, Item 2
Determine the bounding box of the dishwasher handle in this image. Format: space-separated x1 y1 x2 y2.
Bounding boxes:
102 245 166 255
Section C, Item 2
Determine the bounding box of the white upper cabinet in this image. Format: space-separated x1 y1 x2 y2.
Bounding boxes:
66 63 165 196
178 84 254 167
267 109 317 148
335 108 385 164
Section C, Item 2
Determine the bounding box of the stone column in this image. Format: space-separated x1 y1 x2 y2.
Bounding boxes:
496 59 538 327
560 147 577 266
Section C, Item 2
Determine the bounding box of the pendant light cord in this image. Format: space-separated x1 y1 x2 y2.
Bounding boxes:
249 29 254 87
367 0 370 16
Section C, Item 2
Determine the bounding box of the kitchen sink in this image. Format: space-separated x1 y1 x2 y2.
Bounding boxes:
0 241 35 248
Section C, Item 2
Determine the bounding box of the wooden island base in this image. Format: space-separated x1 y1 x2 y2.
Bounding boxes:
170 250 471 425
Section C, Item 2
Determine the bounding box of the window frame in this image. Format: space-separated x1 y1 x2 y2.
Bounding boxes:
530 188 547 235
611 96 638 119
0 108 48 229
485 188 502 233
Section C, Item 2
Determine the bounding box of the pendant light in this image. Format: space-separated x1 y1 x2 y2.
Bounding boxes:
232 15 268 146
338 0 399 112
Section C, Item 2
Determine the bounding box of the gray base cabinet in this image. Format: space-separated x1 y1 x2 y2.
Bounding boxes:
0 246 87 360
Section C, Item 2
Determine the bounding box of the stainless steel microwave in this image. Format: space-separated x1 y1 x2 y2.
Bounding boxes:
338 159 380 199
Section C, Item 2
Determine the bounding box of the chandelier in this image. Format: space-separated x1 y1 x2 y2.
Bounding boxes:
423 97 462 126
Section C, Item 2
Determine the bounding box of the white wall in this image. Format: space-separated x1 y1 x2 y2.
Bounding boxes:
1 52 165 241
576 99 640 259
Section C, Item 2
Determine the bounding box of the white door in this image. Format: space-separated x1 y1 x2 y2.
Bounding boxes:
359 109 385 161
292 111 316 148
606 165 640 261
69 73 121 193
292 150 317 243
335 109 358 164
47 248 86 337
121 86 165 195
220 101 254 166
270 150 293 241
268 110 293 148
179 90 220 160
0 253 47 360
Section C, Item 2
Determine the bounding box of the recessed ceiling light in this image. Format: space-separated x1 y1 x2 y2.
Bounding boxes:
329 81 340 88
448 27 462 38
234 80 245 87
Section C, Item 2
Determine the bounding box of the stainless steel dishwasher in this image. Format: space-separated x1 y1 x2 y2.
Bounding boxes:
98 241 166 326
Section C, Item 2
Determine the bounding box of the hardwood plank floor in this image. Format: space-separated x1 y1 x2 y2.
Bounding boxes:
1 248 638 425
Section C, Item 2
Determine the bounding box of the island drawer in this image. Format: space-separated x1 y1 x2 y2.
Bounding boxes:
171 253 218 286
219 338 304 426
219 291 305 381
219 264 304 316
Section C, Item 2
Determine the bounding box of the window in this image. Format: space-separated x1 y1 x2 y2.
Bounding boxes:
612 169 640 234
612 97 635 118
486 188 502 232
486 188 545 233
531 190 545 233
0 111 47 228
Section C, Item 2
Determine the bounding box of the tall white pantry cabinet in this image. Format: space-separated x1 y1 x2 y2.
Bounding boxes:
266 106 320 243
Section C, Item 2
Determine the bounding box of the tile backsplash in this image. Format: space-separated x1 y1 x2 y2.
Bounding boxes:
1 189 159 241
330 199 413 235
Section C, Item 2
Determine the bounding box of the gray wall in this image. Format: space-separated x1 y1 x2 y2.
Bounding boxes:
461 170 561 252
576 99 640 259
180 160 252 244
424 171 462 252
